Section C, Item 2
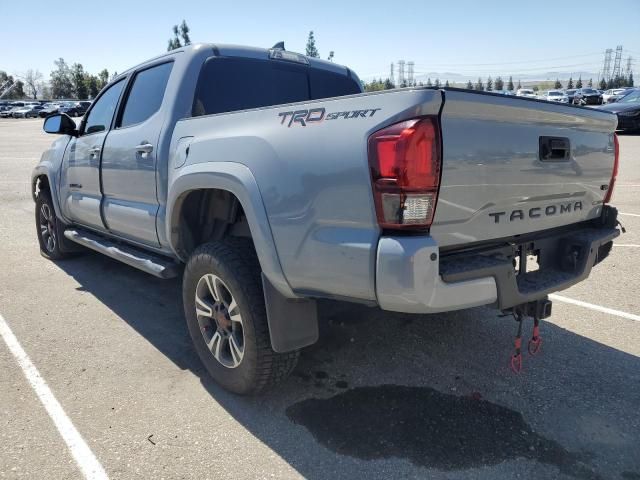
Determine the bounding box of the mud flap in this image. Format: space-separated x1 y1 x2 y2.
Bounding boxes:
261 274 318 353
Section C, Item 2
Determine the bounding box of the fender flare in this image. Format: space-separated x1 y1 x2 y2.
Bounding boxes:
31 164 69 224
166 161 296 300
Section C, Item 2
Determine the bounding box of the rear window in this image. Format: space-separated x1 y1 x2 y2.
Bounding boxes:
193 57 362 116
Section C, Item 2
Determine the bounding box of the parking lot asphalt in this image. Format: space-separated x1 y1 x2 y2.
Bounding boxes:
0 117 639 480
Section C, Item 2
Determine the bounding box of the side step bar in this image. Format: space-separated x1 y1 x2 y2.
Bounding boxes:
64 229 180 279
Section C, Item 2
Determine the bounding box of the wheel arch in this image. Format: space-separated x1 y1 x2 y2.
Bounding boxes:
167 162 295 299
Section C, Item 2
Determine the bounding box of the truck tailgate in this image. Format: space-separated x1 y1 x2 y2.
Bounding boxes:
431 90 617 248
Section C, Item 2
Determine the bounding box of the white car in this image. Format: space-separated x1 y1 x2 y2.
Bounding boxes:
603 88 632 104
516 88 537 98
544 90 569 103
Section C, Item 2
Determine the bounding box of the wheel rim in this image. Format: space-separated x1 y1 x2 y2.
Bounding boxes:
195 274 244 369
39 203 56 253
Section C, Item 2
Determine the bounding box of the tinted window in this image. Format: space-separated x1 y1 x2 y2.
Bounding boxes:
309 68 362 99
84 79 125 135
120 62 172 127
193 58 309 116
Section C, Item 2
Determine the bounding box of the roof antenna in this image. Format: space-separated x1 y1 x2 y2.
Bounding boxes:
272 41 285 50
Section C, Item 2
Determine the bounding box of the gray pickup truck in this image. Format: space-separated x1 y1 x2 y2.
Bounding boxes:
32 43 621 394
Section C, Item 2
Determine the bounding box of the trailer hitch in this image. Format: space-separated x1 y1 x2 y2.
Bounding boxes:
506 298 552 373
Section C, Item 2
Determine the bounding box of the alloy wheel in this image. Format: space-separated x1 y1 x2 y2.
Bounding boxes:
39 203 56 253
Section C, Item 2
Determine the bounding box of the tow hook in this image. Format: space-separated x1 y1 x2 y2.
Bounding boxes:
507 298 552 373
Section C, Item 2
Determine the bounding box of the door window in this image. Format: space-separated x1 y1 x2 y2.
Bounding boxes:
83 79 125 135
119 62 173 128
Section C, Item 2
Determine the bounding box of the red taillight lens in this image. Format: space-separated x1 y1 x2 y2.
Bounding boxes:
368 117 441 229
604 133 619 204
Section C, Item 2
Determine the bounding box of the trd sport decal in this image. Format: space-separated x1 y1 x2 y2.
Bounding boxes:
278 107 381 127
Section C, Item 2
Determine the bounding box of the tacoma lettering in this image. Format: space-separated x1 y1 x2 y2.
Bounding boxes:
489 201 583 223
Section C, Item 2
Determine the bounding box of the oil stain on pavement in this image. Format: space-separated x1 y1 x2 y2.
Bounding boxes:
286 385 600 479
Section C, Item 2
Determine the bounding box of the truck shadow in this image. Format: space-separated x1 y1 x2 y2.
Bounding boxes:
55 252 640 479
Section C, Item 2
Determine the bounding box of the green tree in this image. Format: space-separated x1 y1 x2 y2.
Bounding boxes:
426 78 433 87
554 78 562 89
71 63 88 99
167 20 191 51
434 78 441 88
23 69 43 99
85 74 100 98
567 77 574 89
466 80 473 90
97 69 109 89
486 76 493 91
588 78 593 87
383 78 394 89
475 77 484 91
516 79 522 90
445 79 450 88
305 31 319 58
629 72 634 87
599 78 607 90
494 76 504 91
507 76 514 91
50 58 73 99
576 76 583 89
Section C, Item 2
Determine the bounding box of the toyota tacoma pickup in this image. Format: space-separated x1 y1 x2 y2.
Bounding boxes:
33 43 621 394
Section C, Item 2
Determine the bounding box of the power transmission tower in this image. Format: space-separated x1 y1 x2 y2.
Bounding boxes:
398 60 405 86
625 56 632 77
390 63 395 85
407 61 415 86
612 45 623 79
601 48 613 81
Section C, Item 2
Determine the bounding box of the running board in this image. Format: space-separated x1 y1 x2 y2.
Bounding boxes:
63 229 180 279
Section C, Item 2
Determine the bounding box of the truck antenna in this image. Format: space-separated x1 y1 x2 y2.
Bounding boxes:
272 41 285 50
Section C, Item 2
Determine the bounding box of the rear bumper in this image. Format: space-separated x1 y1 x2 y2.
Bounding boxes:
375 209 620 313
616 114 640 131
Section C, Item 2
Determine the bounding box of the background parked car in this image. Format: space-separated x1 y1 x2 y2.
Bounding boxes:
565 89 578 104
0 106 22 118
572 88 603 106
58 101 91 117
38 103 61 117
543 90 569 103
598 89 640 132
12 104 44 118
516 88 537 98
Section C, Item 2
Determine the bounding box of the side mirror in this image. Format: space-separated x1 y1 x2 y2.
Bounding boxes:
43 113 77 136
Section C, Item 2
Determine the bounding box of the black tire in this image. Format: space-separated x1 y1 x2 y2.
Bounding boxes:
35 190 73 260
182 239 299 395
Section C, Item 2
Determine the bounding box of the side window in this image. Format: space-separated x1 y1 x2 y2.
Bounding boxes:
309 68 362 99
193 57 309 116
119 62 173 128
83 79 125 135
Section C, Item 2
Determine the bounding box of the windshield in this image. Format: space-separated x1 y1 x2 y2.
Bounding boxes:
548 91 562 96
582 89 596 94
619 90 640 103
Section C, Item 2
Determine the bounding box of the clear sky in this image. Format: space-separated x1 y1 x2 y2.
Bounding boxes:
2 0 639 83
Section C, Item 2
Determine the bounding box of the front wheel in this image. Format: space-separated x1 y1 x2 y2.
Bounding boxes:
35 191 73 260
182 240 299 395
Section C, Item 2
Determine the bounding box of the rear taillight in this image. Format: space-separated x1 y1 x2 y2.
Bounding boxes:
368 117 441 230
604 133 619 204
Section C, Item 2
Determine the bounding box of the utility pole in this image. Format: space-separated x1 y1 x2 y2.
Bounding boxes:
612 45 623 79
601 48 613 82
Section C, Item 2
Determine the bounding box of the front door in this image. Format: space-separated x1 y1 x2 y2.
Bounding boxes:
100 61 173 246
59 79 126 230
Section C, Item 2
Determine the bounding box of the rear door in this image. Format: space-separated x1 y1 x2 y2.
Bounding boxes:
430 90 617 248
100 61 173 245
59 79 126 230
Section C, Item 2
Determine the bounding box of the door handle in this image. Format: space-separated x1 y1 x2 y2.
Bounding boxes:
88 146 101 156
135 143 154 154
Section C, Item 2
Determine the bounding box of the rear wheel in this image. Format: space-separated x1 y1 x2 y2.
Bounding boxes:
183 240 298 395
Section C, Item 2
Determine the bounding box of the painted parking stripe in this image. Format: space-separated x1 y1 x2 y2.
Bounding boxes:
613 244 640 248
549 295 640 322
619 212 640 217
0 313 109 480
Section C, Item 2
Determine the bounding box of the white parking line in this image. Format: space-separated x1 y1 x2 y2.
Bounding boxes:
0 313 109 480
613 244 640 248
549 295 640 322
620 212 640 217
